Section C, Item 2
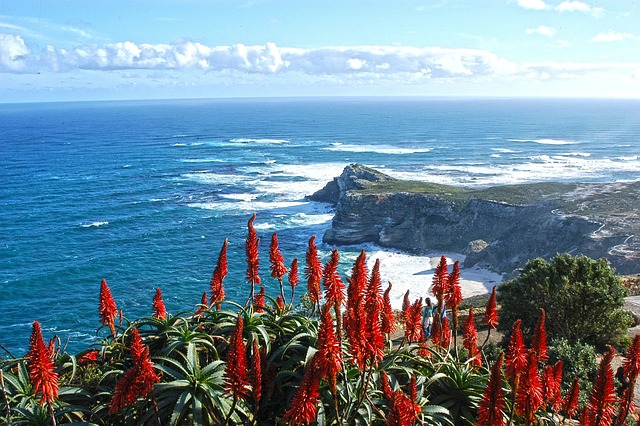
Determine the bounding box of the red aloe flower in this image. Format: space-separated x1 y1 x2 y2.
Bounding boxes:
483 286 499 329
476 352 506 426
505 319 528 383
532 308 548 364
405 298 423 342
440 316 452 349
110 328 159 414
348 250 369 304
288 258 299 288
304 236 323 305
129 329 159 397
624 334 640 380
380 370 394 400
587 345 617 426
282 356 321 426
269 232 288 279
562 377 580 420
251 340 262 404
362 259 385 365
110 367 142 414
27 321 59 405
152 287 167 320
288 257 299 306
195 291 208 316
269 232 288 301
99 278 118 337
387 388 418 426
381 282 396 335
431 255 449 308
254 286 266 313
246 213 261 303
617 334 640 425
323 249 345 306
402 290 411 323
210 238 228 309
408 375 422 419
316 305 343 393
275 294 285 310
224 314 250 401
515 350 544 424
446 260 463 349
463 308 478 356
540 361 563 412
78 350 100 364
445 260 462 308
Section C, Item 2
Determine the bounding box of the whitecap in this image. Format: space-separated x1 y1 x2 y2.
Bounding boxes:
490 154 501 158
229 138 288 144
490 148 518 153
220 193 258 202
509 138 578 145
322 144 433 155
81 221 109 228
171 143 187 147
560 152 591 157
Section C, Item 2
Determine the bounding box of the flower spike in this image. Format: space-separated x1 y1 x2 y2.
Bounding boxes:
152 287 167 319
99 278 118 337
28 321 59 405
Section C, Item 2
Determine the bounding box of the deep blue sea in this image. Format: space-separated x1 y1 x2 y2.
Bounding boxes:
1 97 639 355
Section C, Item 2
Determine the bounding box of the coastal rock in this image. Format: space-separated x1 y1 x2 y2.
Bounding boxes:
314 164 640 275
308 163 396 205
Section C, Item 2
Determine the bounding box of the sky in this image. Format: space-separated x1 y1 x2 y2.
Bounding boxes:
1 0 639 102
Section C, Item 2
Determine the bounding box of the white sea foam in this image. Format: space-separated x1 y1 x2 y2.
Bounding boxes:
81 221 109 228
189 200 309 212
323 143 433 155
229 138 289 144
221 193 259 202
490 154 501 158
561 152 591 157
509 138 578 145
491 148 518 153
171 143 187 147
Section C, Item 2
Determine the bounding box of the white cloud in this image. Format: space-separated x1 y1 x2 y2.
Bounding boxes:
3 37 518 79
516 0 550 10
555 1 605 17
2 34 640 99
525 25 556 37
0 34 31 72
592 31 639 42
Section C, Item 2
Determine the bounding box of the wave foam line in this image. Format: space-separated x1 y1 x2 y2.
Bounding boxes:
509 138 578 145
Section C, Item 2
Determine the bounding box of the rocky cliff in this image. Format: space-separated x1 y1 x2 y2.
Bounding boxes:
310 164 640 275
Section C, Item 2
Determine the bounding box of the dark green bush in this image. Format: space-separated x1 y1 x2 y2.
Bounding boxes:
497 254 631 347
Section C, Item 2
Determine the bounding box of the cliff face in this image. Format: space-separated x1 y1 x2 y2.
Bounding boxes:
312 164 640 275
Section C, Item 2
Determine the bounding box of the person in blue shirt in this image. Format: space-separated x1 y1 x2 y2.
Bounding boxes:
422 297 434 339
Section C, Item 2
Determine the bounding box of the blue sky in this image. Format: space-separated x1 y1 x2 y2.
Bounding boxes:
1 0 639 102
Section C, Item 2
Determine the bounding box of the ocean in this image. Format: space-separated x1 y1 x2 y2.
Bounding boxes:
1 97 639 355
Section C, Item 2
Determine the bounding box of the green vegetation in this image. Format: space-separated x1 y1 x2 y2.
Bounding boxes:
2 221 640 425
497 253 632 347
356 179 577 207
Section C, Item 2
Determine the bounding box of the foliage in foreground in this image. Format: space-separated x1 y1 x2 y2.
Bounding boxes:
1 215 639 426
497 254 632 348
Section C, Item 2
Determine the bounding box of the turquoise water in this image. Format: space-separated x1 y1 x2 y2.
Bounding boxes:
1 97 639 355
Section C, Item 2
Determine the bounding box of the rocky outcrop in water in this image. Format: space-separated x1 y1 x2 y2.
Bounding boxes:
310 164 640 275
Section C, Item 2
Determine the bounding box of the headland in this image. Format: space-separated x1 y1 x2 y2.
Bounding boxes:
310 164 640 276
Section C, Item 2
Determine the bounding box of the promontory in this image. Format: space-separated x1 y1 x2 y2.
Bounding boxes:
309 164 640 276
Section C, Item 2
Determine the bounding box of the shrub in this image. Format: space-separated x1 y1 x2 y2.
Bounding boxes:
497 254 631 347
